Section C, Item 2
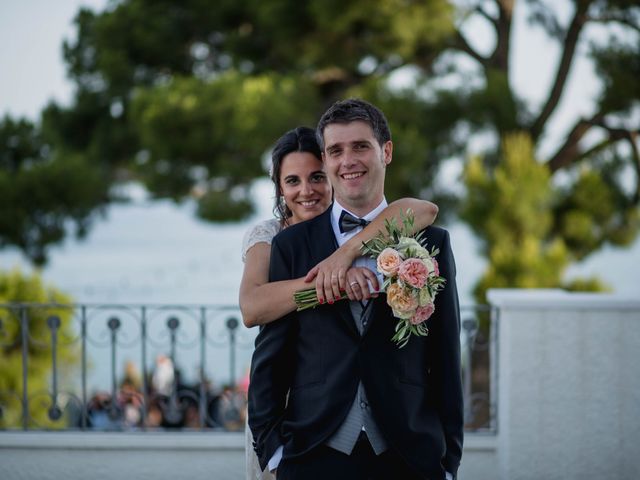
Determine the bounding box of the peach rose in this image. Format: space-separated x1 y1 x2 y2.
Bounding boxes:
377 248 402 277
398 258 429 289
410 302 435 325
387 283 418 319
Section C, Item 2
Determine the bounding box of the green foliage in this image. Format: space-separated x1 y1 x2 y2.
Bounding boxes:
564 277 612 292
129 72 321 218
361 209 424 257
0 117 109 266
461 132 609 301
462 131 634 301
0 116 42 173
469 69 520 134
196 189 254 222
591 37 640 114
557 170 618 258
131 72 320 186
0 269 78 428
554 151 640 259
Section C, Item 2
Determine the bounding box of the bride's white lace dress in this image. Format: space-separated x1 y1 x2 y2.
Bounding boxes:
241 219 281 480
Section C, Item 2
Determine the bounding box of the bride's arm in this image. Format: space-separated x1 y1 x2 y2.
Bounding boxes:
239 242 311 328
305 198 438 303
240 198 438 327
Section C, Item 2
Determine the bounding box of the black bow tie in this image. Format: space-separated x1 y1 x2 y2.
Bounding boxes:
339 210 370 233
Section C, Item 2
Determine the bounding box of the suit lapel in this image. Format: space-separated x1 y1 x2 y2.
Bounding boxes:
306 208 338 266
306 208 359 338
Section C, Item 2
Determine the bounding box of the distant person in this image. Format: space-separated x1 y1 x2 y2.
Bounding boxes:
151 354 175 397
239 126 439 480
121 360 142 391
248 100 463 479
87 391 120 430
119 360 143 428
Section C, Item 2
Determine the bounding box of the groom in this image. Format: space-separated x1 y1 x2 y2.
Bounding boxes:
248 99 463 480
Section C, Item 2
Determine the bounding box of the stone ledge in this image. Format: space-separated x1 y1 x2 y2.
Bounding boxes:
487 288 640 311
0 431 244 450
1 431 496 452
462 433 498 452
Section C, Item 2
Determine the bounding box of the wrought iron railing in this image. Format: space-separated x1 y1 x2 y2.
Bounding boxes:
0 303 496 433
461 304 497 433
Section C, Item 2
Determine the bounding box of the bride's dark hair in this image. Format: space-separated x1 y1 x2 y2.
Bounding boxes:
270 126 323 225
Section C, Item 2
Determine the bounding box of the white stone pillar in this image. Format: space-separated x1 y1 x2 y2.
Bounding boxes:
488 289 640 480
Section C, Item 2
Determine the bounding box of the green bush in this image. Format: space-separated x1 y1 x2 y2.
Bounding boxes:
0 269 78 429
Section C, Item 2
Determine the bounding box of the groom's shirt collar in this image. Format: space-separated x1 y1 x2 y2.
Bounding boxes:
331 198 388 247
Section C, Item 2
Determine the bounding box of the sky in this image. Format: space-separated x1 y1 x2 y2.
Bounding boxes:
0 0 110 121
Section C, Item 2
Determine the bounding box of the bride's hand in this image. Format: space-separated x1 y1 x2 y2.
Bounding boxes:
305 247 355 304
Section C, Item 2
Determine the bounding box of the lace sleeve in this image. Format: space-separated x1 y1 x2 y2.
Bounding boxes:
241 219 282 263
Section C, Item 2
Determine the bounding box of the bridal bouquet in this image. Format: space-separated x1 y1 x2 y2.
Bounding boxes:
294 210 445 348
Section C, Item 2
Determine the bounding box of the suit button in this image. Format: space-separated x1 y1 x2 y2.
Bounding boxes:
360 401 368 409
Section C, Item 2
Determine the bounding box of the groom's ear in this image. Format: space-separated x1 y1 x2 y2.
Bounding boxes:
383 141 393 166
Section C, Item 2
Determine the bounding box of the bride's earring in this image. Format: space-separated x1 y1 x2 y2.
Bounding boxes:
280 196 292 217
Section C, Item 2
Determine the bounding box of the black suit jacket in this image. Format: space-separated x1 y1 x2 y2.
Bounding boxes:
248 207 463 479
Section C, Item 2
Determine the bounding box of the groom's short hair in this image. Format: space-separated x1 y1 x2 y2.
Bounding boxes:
316 98 392 150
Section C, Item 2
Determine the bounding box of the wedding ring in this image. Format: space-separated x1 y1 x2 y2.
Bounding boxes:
350 282 359 287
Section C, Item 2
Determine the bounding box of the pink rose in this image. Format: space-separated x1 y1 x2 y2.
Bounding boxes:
410 302 435 325
386 283 418 319
421 257 439 276
398 258 429 289
377 248 402 277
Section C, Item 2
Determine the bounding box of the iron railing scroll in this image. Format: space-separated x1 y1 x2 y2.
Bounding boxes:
0 303 496 433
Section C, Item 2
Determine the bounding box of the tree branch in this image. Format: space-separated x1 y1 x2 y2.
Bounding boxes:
450 2 500 69
591 118 639 143
488 0 514 71
496 0 514 15
546 114 640 177
625 131 640 203
475 4 498 29
527 0 566 39
451 30 490 67
546 115 600 172
530 2 591 140
573 138 614 163
586 14 640 34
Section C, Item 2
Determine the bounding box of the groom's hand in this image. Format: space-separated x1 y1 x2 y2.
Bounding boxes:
345 267 379 301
